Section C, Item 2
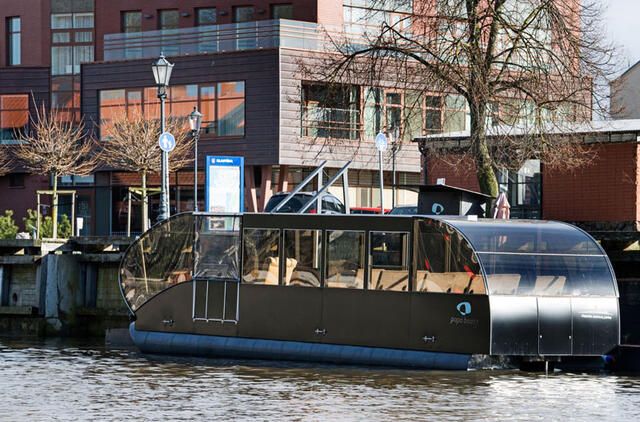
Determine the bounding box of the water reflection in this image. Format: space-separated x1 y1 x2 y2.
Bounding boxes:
1 337 639 421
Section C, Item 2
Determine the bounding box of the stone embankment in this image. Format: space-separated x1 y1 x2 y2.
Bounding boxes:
0 237 132 337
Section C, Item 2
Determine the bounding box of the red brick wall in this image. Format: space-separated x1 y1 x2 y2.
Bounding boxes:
425 143 640 223
0 174 50 231
0 0 50 67
425 155 481 192
543 143 639 222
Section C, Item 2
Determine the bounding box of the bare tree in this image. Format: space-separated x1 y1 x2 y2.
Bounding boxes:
14 106 98 239
101 111 194 232
306 0 618 197
0 146 12 176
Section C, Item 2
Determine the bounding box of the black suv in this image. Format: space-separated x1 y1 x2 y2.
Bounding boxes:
264 192 346 214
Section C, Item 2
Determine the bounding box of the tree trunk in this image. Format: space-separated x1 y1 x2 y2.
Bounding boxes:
141 170 149 232
469 98 499 209
52 172 58 240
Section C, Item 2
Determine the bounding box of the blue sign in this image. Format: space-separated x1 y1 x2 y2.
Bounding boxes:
375 133 388 152
205 156 244 213
158 132 175 152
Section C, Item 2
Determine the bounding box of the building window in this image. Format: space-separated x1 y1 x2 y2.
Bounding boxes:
196 8 216 26
217 81 245 136
271 4 293 19
122 11 142 33
51 2 94 123
302 83 361 140
0 94 29 144
364 88 405 139
99 82 246 139
497 159 542 219
8 174 25 188
7 17 20 66
233 6 255 23
159 9 179 30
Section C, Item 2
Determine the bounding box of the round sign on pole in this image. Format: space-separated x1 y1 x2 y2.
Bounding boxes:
375 133 388 152
158 132 176 152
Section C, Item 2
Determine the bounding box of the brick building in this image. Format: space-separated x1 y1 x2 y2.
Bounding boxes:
416 120 640 230
0 0 591 235
1 0 429 236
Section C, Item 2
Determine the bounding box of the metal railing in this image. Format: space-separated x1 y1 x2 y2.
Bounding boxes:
104 19 329 61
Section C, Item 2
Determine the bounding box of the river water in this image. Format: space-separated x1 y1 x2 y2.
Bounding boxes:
1 337 639 421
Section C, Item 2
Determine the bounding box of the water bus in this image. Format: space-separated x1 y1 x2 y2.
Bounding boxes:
120 212 619 370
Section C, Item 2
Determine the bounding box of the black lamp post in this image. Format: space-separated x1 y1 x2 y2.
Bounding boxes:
188 106 203 212
151 54 174 221
387 125 400 208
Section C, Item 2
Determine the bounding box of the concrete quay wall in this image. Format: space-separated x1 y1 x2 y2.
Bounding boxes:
0 238 132 337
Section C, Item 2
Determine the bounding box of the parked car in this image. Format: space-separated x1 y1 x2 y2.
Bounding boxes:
388 205 418 215
264 192 346 214
349 207 391 214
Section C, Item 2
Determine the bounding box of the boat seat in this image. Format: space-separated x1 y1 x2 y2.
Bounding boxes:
326 268 364 288
534 275 566 295
486 273 522 294
370 269 408 291
415 271 485 294
243 257 297 285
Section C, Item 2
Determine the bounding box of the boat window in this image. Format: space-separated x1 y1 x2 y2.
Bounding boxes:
415 220 485 294
242 229 280 285
444 220 602 255
326 230 365 289
369 232 409 291
283 229 322 287
120 212 195 311
195 216 240 280
481 253 616 297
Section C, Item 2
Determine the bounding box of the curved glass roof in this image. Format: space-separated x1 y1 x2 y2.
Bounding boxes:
443 219 603 255
442 219 617 297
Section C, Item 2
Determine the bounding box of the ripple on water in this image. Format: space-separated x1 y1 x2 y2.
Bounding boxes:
1 337 639 421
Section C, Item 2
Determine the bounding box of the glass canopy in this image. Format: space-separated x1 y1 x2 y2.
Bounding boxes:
444 219 617 297
119 213 618 315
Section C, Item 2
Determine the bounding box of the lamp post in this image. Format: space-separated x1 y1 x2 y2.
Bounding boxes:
188 106 203 212
152 54 174 221
387 125 400 208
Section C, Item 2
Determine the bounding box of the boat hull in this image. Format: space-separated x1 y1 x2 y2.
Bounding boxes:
129 322 471 370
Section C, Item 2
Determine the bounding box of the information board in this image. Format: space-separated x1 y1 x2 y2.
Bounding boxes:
205 156 244 213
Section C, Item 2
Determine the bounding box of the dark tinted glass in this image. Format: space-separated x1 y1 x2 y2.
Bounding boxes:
120 213 195 311
415 219 485 294
160 10 179 29
481 253 616 297
284 229 321 287
389 206 417 215
197 8 217 25
195 216 240 280
242 229 280 284
446 220 603 255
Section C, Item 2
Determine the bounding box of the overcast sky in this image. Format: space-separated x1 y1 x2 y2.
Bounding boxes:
605 0 640 70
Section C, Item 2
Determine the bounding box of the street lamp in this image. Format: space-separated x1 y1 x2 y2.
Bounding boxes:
188 106 203 212
152 54 174 221
387 125 400 208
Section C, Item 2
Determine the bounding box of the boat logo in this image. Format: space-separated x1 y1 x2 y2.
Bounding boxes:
456 302 471 316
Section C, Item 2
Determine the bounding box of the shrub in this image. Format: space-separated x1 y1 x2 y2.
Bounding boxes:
0 210 19 239
23 209 72 239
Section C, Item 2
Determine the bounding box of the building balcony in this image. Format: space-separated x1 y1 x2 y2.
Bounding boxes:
103 19 327 61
